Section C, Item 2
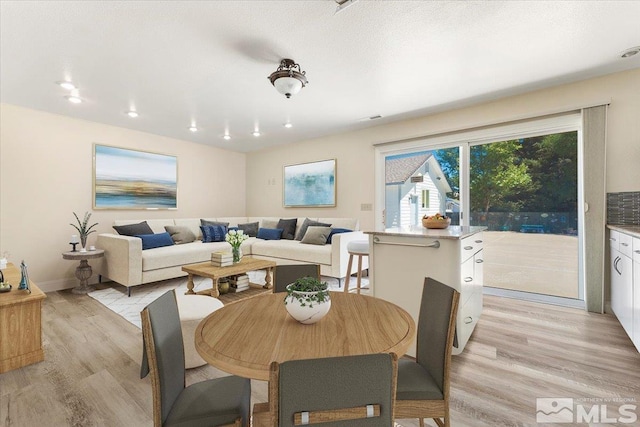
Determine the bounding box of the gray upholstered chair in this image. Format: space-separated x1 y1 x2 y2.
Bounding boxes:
272 264 321 293
394 277 460 427
265 353 398 426
140 290 251 427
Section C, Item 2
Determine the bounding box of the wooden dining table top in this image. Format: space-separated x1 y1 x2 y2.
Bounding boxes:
195 291 416 381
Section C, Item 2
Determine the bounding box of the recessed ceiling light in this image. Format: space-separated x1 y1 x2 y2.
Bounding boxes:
283 122 293 128
57 81 76 90
252 131 261 137
65 95 82 104
223 134 231 140
189 126 198 132
126 110 138 118
621 46 640 58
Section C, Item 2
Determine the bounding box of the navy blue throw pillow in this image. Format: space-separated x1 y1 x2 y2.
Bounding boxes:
257 228 283 241
135 232 175 250
326 228 353 244
200 225 227 243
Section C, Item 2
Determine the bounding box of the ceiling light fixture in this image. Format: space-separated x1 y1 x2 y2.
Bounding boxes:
284 122 293 128
65 95 82 104
57 81 76 90
621 46 640 58
223 134 231 140
189 126 198 132
126 110 138 118
268 59 308 98
252 131 261 137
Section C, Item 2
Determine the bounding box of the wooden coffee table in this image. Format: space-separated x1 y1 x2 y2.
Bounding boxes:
182 256 276 299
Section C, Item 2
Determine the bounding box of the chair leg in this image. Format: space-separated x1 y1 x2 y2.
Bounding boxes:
344 254 354 293
434 418 445 427
356 255 363 294
419 418 425 427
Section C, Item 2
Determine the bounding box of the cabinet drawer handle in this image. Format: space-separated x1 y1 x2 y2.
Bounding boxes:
476 259 484 263
610 237 617 242
621 242 629 247
475 240 483 244
464 277 473 282
464 246 473 250
464 316 473 324
635 250 640 254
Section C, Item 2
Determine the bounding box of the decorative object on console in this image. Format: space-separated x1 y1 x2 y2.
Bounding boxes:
70 211 98 251
225 229 249 263
93 144 177 209
284 276 331 324
284 159 336 208
422 213 451 229
18 260 31 293
268 58 308 98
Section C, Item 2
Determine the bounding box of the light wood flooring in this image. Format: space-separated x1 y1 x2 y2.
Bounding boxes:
1 291 639 427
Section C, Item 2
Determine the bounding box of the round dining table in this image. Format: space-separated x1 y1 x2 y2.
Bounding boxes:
195 291 416 381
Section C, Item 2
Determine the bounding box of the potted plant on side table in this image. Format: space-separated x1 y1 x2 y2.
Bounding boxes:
70 211 99 252
284 276 331 324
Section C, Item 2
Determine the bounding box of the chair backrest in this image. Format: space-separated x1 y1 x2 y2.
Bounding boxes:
140 290 186 426
273 264 321 293
415 277 460 396
270 353 398 427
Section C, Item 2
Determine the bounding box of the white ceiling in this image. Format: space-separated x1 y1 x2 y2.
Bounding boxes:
1 1 639 153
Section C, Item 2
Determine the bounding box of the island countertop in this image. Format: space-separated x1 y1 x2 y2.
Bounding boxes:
365 225 486 240
607 224 640 239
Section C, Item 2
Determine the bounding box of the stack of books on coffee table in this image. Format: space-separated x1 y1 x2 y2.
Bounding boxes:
229 274 250 292
211 251 233 267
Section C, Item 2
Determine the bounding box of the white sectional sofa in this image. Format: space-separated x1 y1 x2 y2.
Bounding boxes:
97 217 368 295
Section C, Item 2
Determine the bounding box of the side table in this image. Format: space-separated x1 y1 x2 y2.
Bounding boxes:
62 249 105 294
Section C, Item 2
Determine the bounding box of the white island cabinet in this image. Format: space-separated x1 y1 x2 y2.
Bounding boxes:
366 226 486 356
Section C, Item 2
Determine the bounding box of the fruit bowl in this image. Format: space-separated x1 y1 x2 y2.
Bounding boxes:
422 217 451 229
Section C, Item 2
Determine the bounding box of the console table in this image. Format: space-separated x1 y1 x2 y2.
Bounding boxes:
0 262 46 373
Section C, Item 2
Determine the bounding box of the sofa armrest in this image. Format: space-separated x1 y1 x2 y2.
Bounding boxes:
97 233 143 287
330 231 369 279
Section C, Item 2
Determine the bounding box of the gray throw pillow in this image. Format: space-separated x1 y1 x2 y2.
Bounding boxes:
238 222 259 237
200 219 230 227
277 218 298 240
113 221 153 236
164 225 196 244
262 219 279 229
295 218 332 241
300 226 332 245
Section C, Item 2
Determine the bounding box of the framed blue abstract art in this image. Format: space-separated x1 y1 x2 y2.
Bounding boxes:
283 159 336 207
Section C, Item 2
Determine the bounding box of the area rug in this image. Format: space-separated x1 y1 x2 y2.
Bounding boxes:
88 272 364 328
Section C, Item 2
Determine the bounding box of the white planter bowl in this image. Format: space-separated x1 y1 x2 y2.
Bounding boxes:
284 284 331 325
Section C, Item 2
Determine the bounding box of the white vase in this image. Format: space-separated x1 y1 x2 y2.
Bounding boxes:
284 284 331 324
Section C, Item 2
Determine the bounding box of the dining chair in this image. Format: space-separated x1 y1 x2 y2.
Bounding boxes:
272 264 321 293
394 277 460 427
261 353 398 426
140 290 251 427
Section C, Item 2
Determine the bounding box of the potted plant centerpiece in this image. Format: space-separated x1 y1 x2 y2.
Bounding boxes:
284 276 331 324
71 211 99 251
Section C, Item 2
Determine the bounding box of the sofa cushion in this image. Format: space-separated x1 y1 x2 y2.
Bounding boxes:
141 241 230 271
318 218 358 230
295 218 332 241
165 225 197 244
114 221 154 236
201 225 227 243
173 218 203 240
261 219 279 229
251 239 332 265
135 232 175 250
277 218 298 240
238 222 259 237
201 219 229 227
326 228 353 244
257 228 283 240
301 226 332 245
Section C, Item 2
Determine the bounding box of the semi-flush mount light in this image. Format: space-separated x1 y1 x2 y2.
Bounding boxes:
283 122 293 128
126 110 138 118
223 134 231 140
252 131 261 137
621 46 640 58
57 81 77 90
65 95 82 104
268 59 308 98
189 126 198 132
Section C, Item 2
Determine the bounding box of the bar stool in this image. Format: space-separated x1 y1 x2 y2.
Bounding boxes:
344 240 369 294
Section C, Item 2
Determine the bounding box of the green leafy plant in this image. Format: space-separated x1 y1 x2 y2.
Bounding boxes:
285 276 329 307
70 211 98 244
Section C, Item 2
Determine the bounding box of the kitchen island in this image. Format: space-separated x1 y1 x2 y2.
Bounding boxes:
366 225 485 355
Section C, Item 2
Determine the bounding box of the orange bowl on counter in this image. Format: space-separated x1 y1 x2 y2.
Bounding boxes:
422 217 451 229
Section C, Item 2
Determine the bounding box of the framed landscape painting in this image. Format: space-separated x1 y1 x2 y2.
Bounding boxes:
284 159 336 207
93 144 178 209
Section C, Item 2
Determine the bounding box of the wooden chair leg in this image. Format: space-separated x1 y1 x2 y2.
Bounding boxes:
356 255 363 294
344 253 354 293
419 418 425 427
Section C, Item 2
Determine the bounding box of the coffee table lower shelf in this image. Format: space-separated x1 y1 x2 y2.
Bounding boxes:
196 284 271 305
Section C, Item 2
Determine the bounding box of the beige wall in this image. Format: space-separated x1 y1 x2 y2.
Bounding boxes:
246 69 640 231
0 104 246 290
